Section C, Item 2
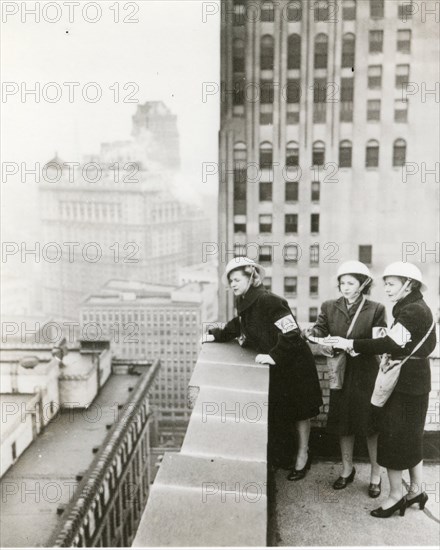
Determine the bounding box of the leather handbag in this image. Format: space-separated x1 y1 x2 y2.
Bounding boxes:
371 321 435 407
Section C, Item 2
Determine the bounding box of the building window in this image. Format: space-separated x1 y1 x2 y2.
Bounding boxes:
285 181 299 202
398 1 414 20
287 1 302 21
284 244 299 263
284 276 297 296
314 0 329 21
370 0 384 18
397 29 411 53
259 181 272 201
342 0 356 20
259 245 272 263
394 99 408 123
234 244 245 257
339 140 352 167
366 139 379 168
286 141 299 167
260 80 274 103
234 0 245 26
260 35 274 70
287 34 301 70
263 277 272 291
395 64 410 89
311 181 320 201
310 277 319 296
260 104 273 125
309 307 318 322
368 65 382 88
310 244 320 264
233 168 247 215
369 30 383 53
285 214 298 234
340 77 354 122
313 78 327 123
342 33 355 68
367 99 381 121
359 245 372 265
286 78 301 103
259 214 273 233
234 214 246 233
260 142 273 168
311 213 320 233
393 138 406 166
233 39 245 73
312 141 325 166
314 33 328 69
261 0 274 22
233 77 245 105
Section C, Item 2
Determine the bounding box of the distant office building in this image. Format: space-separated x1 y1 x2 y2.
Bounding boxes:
219 0 440 321
80 279 216 438
39 101 211 319
1 358 160 548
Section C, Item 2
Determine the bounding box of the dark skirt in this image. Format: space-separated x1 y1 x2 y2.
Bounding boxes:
326 355 378 436
375 391 429 470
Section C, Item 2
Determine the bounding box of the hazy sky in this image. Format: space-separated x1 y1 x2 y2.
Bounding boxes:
1 0 221 245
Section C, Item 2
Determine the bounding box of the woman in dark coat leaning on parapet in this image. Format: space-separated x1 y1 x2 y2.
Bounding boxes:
203 257 323 480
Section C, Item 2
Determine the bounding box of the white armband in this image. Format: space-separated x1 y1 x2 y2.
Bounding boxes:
388 323 412 347
274 314 298 334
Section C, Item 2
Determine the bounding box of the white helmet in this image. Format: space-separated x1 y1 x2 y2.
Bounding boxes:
337 261 371 279
383 261 426 291
221 256 266 286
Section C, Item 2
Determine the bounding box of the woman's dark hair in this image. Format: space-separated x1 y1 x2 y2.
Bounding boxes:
337 273 372 295
394 276 422 292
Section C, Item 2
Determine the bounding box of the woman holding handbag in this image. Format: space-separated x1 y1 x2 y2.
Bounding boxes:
331 262 437 518
203 257 323 478
304 261 387 496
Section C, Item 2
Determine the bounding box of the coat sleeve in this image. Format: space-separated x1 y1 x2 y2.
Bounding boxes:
353 303 426 355
310 301 330 337
372 303 387 329
208 317 241 342
260 295 306 368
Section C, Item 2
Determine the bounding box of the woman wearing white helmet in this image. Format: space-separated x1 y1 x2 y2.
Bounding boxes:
331 262 436 518
304 260 387 497
204 257 323 477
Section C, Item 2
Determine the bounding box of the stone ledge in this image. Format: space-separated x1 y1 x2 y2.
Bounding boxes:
133 341 269 547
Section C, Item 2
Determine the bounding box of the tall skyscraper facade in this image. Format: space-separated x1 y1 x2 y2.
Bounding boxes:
219 0 439 321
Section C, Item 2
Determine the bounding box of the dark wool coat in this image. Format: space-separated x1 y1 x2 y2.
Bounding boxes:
209 285 323 466
311 296 387 436
352 290 436 469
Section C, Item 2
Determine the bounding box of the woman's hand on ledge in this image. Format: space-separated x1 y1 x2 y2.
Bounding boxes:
255 354 275 365
201 333 215 344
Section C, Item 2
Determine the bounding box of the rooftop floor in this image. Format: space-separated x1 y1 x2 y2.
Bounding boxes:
271 460 440 547
0 372 141 548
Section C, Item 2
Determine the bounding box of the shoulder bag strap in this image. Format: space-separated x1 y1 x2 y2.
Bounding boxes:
346 295 366 338
398 320 435 368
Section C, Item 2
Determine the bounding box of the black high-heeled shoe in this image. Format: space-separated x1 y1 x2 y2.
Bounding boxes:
333 467 356 490
287 452 312 481
370 497 406 518
405 492 428 510
368 478 382 499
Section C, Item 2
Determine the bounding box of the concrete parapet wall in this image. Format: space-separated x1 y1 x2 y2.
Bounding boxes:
133 342 269 547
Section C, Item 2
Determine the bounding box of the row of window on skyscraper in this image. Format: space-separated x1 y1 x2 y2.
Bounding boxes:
232 0 414 25
233 31 410 74
234 139 407 170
